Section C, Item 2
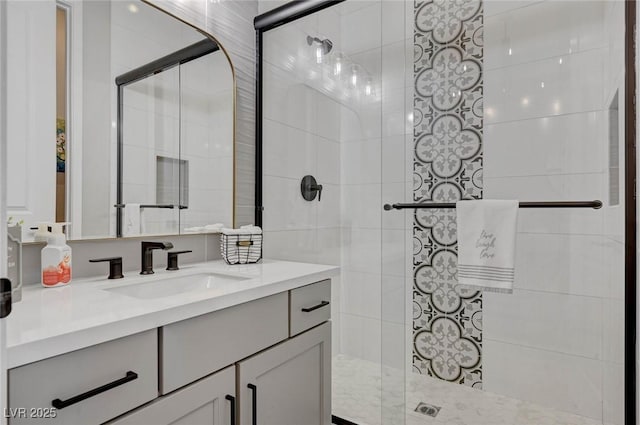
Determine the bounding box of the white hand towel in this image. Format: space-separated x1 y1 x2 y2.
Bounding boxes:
456 200 518 293
222 225 263 235
123 204 141 237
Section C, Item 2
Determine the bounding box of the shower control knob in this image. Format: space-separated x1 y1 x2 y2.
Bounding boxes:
301 175 323 202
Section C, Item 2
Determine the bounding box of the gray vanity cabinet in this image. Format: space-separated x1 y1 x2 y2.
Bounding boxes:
8 280 332 425
160 292 289 394
238 322 331 425
8 330 158 425
108 366 235 425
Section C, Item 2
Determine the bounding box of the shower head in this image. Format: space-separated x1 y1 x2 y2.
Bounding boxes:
306 35 333 55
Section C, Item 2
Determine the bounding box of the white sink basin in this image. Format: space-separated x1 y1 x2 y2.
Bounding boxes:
103 272 250 299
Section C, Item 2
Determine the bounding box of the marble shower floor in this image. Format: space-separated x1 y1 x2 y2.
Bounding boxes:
332 354 605 425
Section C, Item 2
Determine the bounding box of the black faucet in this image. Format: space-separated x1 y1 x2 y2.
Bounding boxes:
140 241 174 275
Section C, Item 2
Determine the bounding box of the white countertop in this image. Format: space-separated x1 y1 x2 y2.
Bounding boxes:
6 259 339 369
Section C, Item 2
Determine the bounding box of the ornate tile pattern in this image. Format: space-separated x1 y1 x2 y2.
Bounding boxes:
412 0 483 389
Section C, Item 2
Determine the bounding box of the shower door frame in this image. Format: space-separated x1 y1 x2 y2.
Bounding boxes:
253 1 639 424
624 2 636 425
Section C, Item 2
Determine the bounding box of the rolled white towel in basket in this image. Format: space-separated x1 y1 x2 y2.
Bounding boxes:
456 200 518 293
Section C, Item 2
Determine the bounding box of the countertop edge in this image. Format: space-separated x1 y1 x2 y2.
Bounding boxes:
8 265 339 369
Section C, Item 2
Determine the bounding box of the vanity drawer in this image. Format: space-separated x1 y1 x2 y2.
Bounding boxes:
8 330 157 425
160 292 288 394
290 280 331 336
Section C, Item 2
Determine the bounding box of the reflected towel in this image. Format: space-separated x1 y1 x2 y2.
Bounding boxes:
123 204 141 237
456 200 518 294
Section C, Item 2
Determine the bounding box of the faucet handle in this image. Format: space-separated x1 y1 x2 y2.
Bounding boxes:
89 257 124 279
166 250 193 271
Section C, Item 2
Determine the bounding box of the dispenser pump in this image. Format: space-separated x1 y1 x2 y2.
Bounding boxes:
49 222 69 245
34 223 51 242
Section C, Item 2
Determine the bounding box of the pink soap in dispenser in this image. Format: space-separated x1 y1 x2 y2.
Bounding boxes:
41 222 72 287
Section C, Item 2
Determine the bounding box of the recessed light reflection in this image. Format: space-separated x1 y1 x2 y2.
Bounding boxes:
508 48 512 56
128 3 138 13
558 57 563 65
407 112 414 123
521 97 529 106
540 82 545 88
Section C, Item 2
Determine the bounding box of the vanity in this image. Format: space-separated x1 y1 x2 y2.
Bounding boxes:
6 260 338 425
2 1 337 424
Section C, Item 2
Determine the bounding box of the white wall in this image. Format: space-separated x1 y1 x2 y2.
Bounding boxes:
483 1 624 422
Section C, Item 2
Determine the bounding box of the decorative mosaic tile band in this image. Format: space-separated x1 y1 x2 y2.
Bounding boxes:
412 0 484 389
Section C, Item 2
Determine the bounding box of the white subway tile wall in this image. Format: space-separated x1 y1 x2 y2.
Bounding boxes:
483 1 624 423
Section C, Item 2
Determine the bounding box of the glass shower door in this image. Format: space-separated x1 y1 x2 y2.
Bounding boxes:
259 1 409 424
261 0 627 424
404 1 626 425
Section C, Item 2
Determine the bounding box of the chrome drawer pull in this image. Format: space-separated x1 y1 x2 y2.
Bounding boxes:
301 300 330 313
51 371 138 409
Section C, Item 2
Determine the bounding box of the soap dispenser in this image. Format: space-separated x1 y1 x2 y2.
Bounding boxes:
41 222 72 287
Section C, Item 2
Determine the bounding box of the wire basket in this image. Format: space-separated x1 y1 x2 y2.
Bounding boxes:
221 232 263 265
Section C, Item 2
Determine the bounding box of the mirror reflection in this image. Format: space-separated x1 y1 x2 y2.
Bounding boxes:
6 0 235 241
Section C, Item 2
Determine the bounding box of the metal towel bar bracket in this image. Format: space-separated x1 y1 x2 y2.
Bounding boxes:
383 200 603 211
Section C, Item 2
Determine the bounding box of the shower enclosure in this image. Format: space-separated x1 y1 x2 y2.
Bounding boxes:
255 1 633 424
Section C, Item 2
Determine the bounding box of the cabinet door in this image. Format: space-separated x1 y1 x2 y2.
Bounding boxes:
108 366 235 425
238 322 331 425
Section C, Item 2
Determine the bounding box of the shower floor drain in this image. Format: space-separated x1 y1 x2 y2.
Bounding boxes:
414 402 441 418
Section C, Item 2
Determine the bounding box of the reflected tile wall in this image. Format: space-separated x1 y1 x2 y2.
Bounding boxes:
412 0 484 388
147 0 258 226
